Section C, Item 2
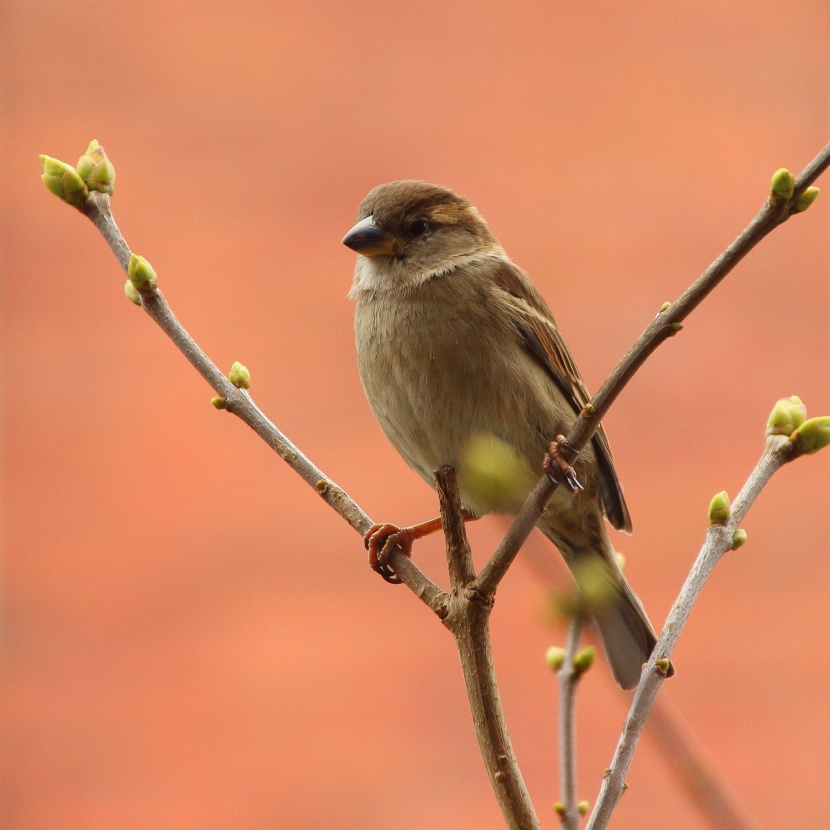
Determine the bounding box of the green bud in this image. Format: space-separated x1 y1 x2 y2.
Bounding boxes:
457 433 536 515
770 167 796 202
731 529 747 550
655 658 672 675
545 646 566 672
794 186 820 213
210 396 226 409
582 403 596 416
766 395 807 436
229 360 251 389
790 416 830 456
660 301 672 312
127 253 158 294
553 802 566 818
124 280 141 305
76 139 115 196
40 154 89 208
708 491 730 526
670 322 683 333
573 645 596 675
577 801 590 816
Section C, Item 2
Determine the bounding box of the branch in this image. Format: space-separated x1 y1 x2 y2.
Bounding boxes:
586 434 796 830
435 466 476 592
83 191 449 616
477 142 830 596
435 467 540 829
556 614 587 830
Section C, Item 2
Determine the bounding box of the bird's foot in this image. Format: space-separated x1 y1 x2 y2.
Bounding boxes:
543 435 583 493
363 523 416 584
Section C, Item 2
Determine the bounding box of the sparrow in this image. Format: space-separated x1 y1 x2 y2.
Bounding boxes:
342 180 662 690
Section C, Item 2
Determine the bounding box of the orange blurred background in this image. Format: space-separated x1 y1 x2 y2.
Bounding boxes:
3 2 829 828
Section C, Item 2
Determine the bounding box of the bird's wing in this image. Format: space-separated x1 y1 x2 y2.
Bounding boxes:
489 258 632 533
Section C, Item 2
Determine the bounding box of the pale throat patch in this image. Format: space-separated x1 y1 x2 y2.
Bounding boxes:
349 247 507 298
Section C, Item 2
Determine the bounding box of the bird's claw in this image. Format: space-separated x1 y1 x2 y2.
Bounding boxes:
363 523 414 584
543 435 583 493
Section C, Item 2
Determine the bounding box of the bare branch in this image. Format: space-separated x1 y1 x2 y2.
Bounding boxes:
586 434 795 830
445 592 541 830
435 466 476 591
557 614 586 830
82 191 448 615
479 141 830 594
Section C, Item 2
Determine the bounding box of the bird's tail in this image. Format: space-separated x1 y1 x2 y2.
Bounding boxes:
539 526 666 690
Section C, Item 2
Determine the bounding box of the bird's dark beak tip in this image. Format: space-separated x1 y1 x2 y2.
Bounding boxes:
341 215 396 256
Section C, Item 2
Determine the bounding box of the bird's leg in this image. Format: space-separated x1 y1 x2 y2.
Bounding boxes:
543 435 584 493
364 511 479 584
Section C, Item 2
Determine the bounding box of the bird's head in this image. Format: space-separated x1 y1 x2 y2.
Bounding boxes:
343 180 500 294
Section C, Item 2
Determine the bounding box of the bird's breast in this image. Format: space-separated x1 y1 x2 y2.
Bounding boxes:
353 273 570 514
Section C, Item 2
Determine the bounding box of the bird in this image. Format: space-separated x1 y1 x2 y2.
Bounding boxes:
342 180 663 690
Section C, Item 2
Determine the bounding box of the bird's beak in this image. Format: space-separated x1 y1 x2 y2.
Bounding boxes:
341 215 397 256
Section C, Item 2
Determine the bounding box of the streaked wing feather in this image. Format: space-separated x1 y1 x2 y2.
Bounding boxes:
491 259 632 532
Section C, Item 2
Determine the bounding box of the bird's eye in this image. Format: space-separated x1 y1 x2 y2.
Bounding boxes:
408 218 430 237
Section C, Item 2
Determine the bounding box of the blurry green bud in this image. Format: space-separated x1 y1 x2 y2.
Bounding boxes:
40 154 89 208
660 301 672 312
457 433 536 514
127 253 158 294
655 658 672 675
794 186 820 213
554 802 566 818
790 416 830 456
573 645 596 675
770 168 795 202
708 491 730 526
229 361 251 389
731 529 748 550
124 280 141 305
545 646 566 672
210 396 226 409
569 559 617 616
76 139 115 195
767 395 807 436
578 801 590 816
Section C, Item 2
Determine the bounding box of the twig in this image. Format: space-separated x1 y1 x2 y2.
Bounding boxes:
435 466 541 829
585 434 795 830
478 141 830 597
557 614 586 830
83 191 448 616
435 466 476 592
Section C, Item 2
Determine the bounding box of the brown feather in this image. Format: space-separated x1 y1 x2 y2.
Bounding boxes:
489 259 633 532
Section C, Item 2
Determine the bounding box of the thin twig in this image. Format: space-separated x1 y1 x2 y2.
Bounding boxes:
478 142 830 597
435 466 539 829
558 613 586 830
586 435 795 830
435 466 476 592
83 191 448 615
